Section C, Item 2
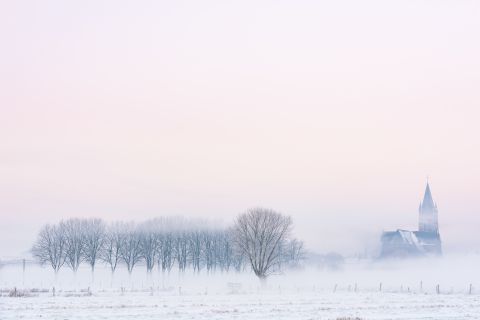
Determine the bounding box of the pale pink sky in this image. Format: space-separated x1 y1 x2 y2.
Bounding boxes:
1 1 480 257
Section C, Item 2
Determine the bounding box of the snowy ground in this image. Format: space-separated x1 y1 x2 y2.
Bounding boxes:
4 289 480 320
2 256 480 319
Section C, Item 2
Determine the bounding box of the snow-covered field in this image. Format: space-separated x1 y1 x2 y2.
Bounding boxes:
4 289 480 320
2 256 480 319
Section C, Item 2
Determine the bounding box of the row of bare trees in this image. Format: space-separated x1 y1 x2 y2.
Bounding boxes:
32 209 305 279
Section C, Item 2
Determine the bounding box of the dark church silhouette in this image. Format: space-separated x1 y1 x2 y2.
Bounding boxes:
380 182 442 258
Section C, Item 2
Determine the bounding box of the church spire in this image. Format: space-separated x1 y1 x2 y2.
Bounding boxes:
419 180 439 233
421 182 435 210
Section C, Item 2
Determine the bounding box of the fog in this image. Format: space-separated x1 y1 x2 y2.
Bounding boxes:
4 255 480 319
1 0 480 259
3 255 480 295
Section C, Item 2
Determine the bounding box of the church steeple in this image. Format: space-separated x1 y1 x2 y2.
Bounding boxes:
421 182 436 211
418 181 439 234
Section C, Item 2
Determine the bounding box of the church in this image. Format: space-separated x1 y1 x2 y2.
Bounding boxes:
380 182 442 258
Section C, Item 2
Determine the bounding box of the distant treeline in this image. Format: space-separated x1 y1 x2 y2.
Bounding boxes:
31 215 304 275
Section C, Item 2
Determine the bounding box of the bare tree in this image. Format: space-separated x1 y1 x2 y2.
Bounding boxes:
31 224 67 274
189 230 203 273
138 221 159 273
120 223 142 274
217 230 234 272
284 238 305 267
232 207 292 280
203 231 215 272
101 222 124 274
82 218 106 273
30 214 301 277
157 232 175 273
232 250 246 272
62 219 85 273
174 231 188 272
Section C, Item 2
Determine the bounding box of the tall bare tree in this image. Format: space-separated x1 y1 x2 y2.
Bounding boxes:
284 238 305 267
217 230 234 272
189 230 203 273
101 222 124 274
232 207 292 280
138 221 159 273
82 218 106 273
157 232 175 273
174 231 188 272
31 224 67 274
30 214 303 276
62 219 85 273
120 222 142 274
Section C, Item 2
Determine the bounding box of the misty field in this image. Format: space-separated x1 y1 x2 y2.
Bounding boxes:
4 289 480 320
2 256 480 319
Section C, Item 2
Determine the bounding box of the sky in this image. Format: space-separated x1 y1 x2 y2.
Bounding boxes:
1 0 480 258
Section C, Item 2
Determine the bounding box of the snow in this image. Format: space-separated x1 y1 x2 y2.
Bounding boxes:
3 290 480 320
3 256 480 319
